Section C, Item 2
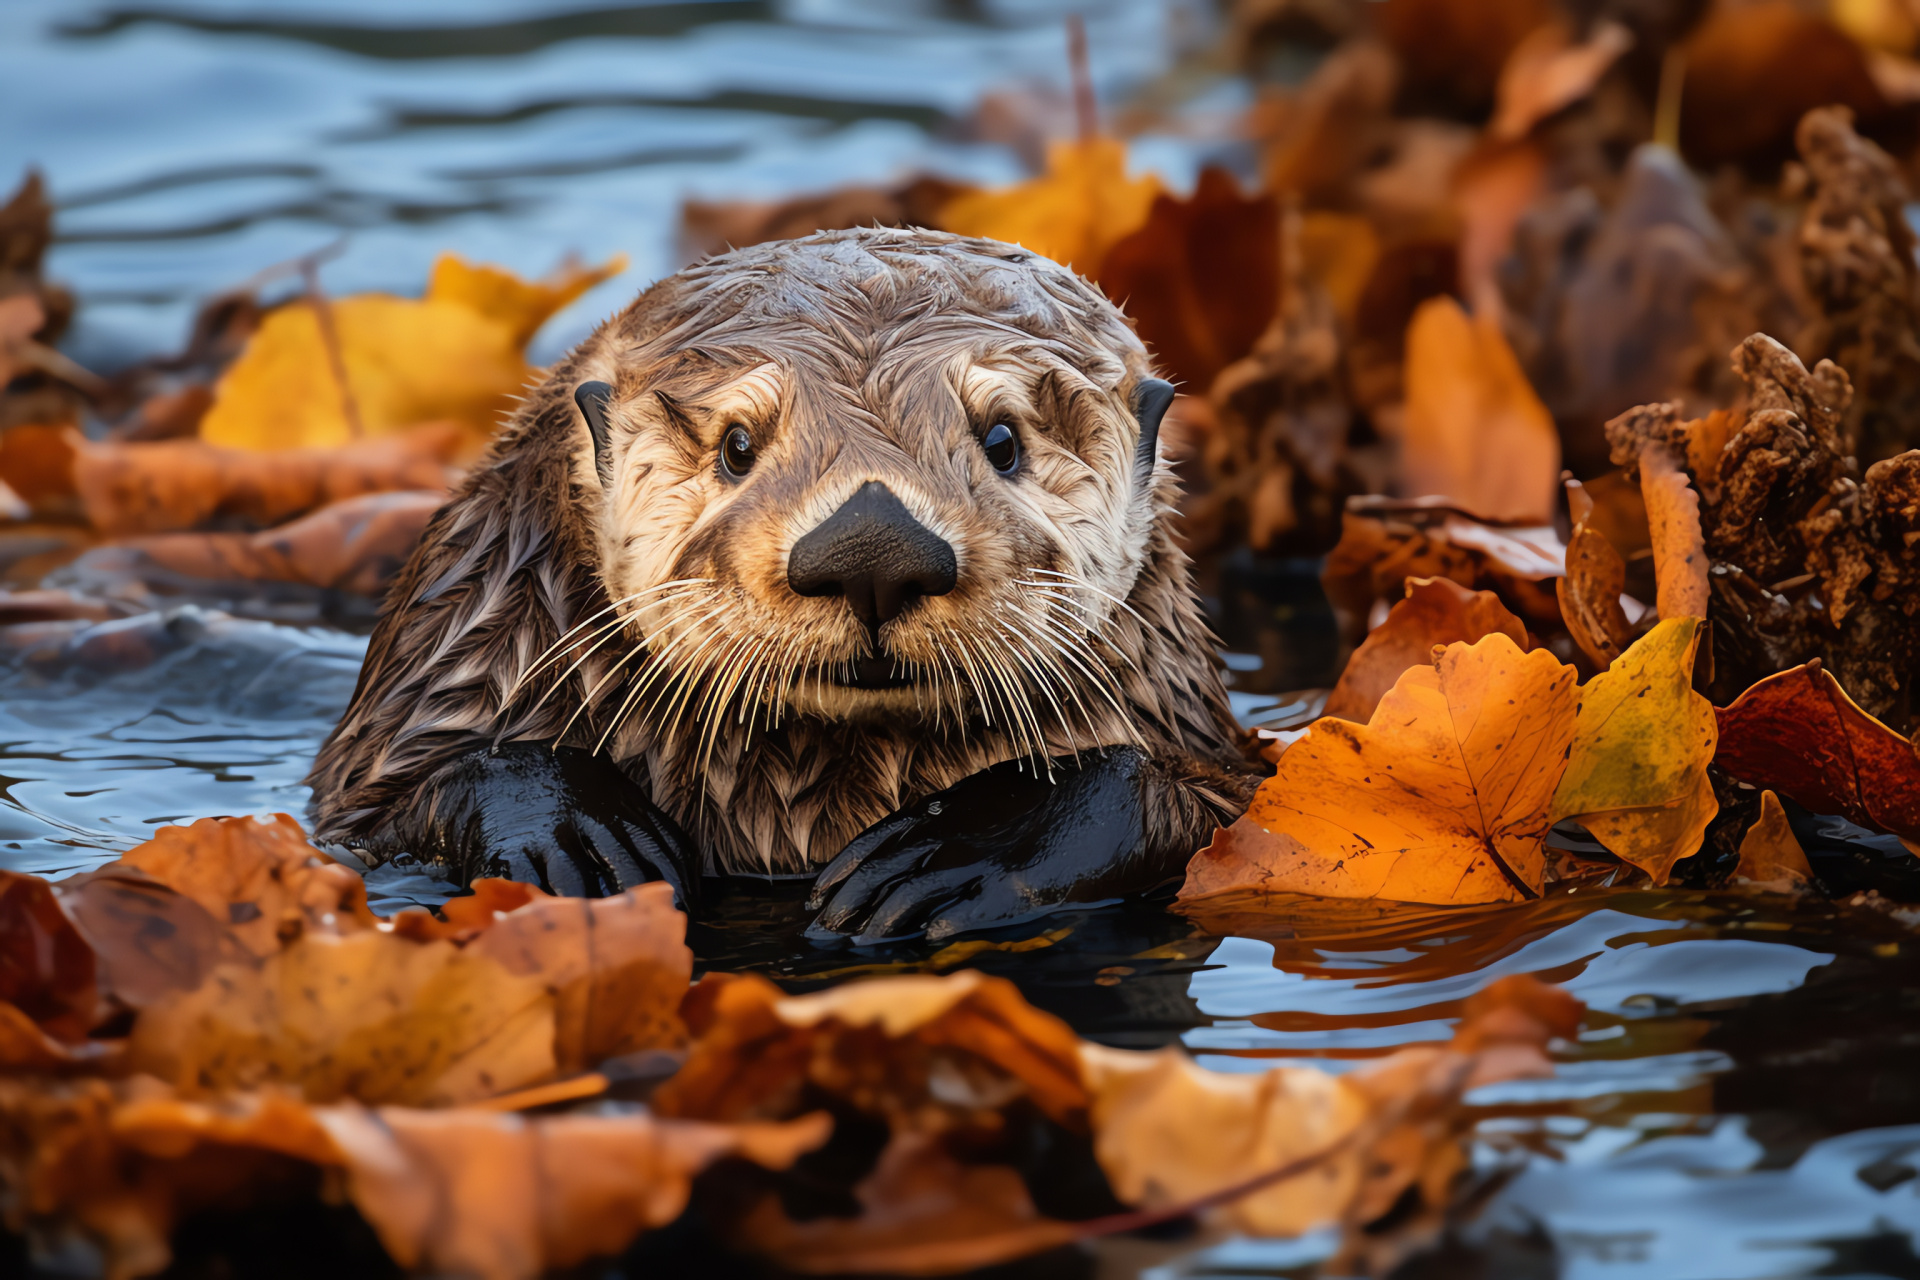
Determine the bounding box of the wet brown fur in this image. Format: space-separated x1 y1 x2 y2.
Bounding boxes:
308 228 1257 876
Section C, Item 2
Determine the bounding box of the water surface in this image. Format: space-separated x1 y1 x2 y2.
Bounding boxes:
3 4 1919 1276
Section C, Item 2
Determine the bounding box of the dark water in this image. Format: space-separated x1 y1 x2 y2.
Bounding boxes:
4 3 1920 1277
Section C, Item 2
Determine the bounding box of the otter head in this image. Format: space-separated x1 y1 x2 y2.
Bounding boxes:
560 227 1178 764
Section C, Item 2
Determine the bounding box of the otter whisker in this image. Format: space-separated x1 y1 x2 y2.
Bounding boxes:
591 591 733 754
1012 595 1136 730
507 578 715 702
522 583 713 721
999 602 1109 749
1024 568 1152 633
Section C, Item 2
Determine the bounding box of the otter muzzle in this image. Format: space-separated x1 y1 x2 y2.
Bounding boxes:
787 481 957 629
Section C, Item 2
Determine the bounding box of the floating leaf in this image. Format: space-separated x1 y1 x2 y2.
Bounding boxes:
126 930 558 1106
1714 662 1920 841
112 814 380 959
463 884 692 1072
127 488 443 595
1086 974 1579 1236
1549 618 1718 885
1323 576 1530 723
72 423 461 537
199 254 623 454
1179 633 1578 906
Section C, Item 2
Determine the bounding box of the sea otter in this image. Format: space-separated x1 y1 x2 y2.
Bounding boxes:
307 227 1259 941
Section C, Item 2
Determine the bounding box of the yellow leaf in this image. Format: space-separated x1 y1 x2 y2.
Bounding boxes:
200 254 624 455
1402 295 1560 522
936 138 1162 273
426 253 626 348
1548 617 1719 884
1731 789 1814 892
1178 632 1579 906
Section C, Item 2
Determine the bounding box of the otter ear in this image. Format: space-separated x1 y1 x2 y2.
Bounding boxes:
1131 378 1177 487
574 381 615 484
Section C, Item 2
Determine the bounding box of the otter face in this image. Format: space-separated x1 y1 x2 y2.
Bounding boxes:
564 229 1173 764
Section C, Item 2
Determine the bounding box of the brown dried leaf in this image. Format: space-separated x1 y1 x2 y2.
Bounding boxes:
1731 790 1815 892
72 422 460 537
314 1102 828 1280
1323 576 1529 722
126 488 442 595
112 814 379 959
464 883 692 1072
1321 496 1565 645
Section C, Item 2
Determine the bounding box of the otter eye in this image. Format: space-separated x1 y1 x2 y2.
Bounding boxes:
721 424 756 479
981 422 1020 476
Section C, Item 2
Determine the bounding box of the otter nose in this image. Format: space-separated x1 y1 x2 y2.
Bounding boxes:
788 482 957 627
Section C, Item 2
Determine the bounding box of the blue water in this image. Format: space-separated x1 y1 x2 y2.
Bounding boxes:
3 4 1920 1277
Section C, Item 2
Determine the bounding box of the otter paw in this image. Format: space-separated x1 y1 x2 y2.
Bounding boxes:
805 747 1151 944
430 744 700 908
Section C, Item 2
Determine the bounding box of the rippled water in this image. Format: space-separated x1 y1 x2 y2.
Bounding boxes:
5 3 1920 1277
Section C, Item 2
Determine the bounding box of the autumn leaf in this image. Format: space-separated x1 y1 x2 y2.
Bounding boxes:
198 254 623 455
656 968 1088 1128
71 422 461 537
126 930 559 1106
1489 20 1634 142
110 814 380 958
1556 474 1637 669
1086 974 1579 1237
1549 618 1718 885
1321 496 1566 645
1681 2 1886 166
735 1128 1078 1275
127 489 443 595
0 872 113 1069
1401 296 1560 523
462 883 692 1072
935 138 1162 274
1179 632 1578 907
4 1075 829 1280
1714 661 1920 841
1092 168 1279 392
310 1102 827 1280
1731 790 1815 892
1323 576 1530 723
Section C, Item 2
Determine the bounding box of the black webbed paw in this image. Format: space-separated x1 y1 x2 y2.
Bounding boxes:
805 746 1158 944
421 743 700 909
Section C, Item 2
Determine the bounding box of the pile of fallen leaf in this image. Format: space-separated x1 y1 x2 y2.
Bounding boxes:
0 175 618 640
0 814 1576 1278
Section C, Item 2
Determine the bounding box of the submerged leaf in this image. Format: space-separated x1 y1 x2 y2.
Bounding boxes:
1180 632 1578 906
